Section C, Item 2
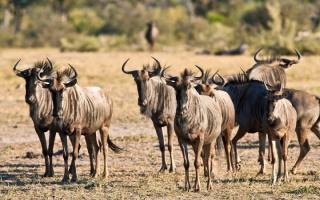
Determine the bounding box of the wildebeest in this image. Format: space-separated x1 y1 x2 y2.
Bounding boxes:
264 83 297 183
37 63 122 182
194 68 235 172
246 49 320 174
13 59 98 177
247 48 301 90
145 21 159 52
163 68 223 191
210 71 276 174
121 58 177 172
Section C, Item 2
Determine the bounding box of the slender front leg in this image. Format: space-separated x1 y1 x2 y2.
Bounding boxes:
70 129 81 183
232 127 246 170
35 128 49 177
257 132 266 175
100 127 109 178
93 134 100 178
84 134 95 176
153 121 167 172
270 138 279 184
203 144 213 190
177 138 190 191
282 134 290 182
167 122 176 173
223 128 233 172
48 130 56 177
192 136 204 192
59 132 69 183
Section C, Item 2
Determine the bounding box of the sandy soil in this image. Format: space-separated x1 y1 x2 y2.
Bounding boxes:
0 49 320 199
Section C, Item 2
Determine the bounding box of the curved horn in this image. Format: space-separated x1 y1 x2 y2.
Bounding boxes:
194 65 204 80
121 58 135 74
160 66 172 79
13 58 22 73
211 70 225 86
254 47 264 63
46 57 54 71
68 64 78 80
150 56 162 75
290 49 301 64
240 67 249 80
37 65 52 82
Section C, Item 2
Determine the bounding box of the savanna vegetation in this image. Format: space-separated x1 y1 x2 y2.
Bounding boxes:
0 0 319 53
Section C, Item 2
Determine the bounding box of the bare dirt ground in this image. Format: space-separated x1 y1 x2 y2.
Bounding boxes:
0 49 320 199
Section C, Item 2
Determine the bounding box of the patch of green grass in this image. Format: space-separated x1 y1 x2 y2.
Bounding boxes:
287 186 320 194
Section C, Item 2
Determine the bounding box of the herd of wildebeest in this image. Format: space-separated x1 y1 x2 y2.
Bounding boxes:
12 48 320 192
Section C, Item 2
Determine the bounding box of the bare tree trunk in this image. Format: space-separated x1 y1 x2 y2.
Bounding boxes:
2 8 12 29
184 0 194 20
13 4 22 33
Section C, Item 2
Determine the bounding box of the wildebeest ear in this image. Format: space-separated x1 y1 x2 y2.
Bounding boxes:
264 82 282 96
40 81 51 88
64 79 77 88
165 76 178 87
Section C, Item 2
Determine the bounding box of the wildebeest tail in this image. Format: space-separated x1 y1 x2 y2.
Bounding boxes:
214 134 224 157
107 135 124 153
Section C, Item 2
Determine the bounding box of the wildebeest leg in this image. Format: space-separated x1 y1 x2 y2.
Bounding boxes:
153 121 167 172
35 128 49 177
282 134 290 182
92 133 100 178
59 132 69 183
84 134 95 176
257 132 266 175
167 122 176 172
203 144 213 190
192 137 204 192
100 126 109 178
270 137 280 184
70 129 81 183
178 138 190 191
311 121 320 139
291 127 310 174
223 128 233 172
232 127 246 170
47 130 56 177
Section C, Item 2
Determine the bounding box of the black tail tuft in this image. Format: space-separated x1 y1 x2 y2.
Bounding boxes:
107 136 124 153
214 134 224 158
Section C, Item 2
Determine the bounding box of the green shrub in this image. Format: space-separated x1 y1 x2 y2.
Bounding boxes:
59 35 100 52
69 8 104 35
207 11 225 24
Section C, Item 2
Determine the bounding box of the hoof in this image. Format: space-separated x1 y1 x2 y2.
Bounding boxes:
71 176 78 183
43 171 49 177
61 176 69 184
290 168 297 175
169 166 176 173
158 165 168 173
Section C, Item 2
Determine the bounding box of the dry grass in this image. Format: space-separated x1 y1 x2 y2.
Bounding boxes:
0 49 320 199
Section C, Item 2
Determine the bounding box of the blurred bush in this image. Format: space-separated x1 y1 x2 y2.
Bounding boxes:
0 0 318 54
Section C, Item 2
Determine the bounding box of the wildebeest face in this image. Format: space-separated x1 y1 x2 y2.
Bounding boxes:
264 82 283 125
13 59 48 104
133 69 149 107
121 57 162 109
37 62 77 123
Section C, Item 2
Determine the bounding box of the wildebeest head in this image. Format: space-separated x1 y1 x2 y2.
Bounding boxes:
122 57 162 108
162 66 203 114
248 48 301 90
264 82 284 128
252 48 301 68
194 68 217 97
13 58 53 104
37 62 77 121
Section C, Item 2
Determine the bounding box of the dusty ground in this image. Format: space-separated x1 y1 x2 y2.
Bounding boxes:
0 49 320 199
